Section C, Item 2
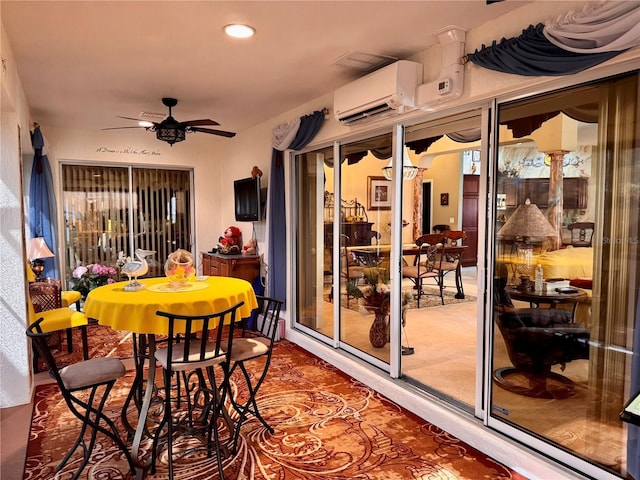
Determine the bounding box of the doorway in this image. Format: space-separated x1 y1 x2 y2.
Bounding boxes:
421 181 432 234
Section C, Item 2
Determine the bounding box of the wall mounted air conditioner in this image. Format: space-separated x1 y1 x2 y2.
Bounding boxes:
334 60 423 126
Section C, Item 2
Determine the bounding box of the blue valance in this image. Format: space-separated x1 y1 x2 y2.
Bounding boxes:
466 1 640 77
466 23 621 76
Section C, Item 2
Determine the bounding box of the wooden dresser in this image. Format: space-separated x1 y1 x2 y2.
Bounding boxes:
201 252 260 283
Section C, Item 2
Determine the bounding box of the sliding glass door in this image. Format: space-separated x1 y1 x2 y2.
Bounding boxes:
61 164 192 286
399 112 484 411
489 72 639 479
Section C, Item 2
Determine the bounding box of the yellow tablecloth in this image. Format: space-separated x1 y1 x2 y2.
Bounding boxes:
84 276 258 335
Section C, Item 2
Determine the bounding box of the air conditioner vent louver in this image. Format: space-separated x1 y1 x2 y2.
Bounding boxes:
334 60 422 126
337 103 395 125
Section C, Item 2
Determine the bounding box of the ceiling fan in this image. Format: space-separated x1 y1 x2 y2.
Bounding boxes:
104 97 236 146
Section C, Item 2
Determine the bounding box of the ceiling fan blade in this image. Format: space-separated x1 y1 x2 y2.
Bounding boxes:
116 115 150 122
190 127 236 138
181 119 220 127
102 126 148 130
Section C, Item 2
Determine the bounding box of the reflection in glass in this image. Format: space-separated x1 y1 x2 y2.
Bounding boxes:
62 165 191 282
295 147 335 340
491 73 639 478
338 134 393 364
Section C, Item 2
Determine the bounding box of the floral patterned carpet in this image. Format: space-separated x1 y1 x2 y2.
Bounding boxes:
26 341 526 480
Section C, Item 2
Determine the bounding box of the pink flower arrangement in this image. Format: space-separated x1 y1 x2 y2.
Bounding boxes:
71 263 118 298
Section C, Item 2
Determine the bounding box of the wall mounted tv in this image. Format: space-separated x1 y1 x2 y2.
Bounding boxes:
234 176 264 222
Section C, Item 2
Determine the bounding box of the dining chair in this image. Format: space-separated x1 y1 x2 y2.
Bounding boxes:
340 234 366 306
567 222 594 247
39 276 85 348
227 295 283 453
151 301 245 480
26 317 135 480
438 229 466 291
402 234 443 306
28 282 90 371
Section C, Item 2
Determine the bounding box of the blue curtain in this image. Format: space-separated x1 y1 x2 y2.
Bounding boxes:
268 110 325 308
466 24 621 76
29 126 59 279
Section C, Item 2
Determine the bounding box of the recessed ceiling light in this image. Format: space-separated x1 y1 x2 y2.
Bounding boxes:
224 24 255 39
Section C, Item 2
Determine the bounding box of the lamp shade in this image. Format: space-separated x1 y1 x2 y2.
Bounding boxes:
498 199 556 240
27 237 55 260
382 147 418 181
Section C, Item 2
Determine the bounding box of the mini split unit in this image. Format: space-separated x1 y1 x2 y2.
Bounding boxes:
334 26 467 126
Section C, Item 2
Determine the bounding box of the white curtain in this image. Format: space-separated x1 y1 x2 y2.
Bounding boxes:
544 1 640 53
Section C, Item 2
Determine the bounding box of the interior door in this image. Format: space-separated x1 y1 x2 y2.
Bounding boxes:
462 174 479 267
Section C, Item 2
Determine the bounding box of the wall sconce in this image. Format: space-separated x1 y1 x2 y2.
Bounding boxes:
418 153 435 169
382 146 418 181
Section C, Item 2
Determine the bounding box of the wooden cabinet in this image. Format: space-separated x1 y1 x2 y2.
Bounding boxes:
503 178 519 208
563 177 588 209
521 178 550 208
324 222 374 247
498 177 588 210
201 252 260 283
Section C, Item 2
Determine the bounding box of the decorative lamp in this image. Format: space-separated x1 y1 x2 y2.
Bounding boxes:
27 237 55 279
497 199 556 290
382 146 418 181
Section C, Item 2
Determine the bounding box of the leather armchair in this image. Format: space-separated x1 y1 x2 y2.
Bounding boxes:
493 263 590 398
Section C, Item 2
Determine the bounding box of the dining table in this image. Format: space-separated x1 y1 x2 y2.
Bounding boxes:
350 243 468 299
84 275 258 479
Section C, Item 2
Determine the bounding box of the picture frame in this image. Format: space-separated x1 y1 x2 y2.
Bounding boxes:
367 176 391 210
440 193 449 206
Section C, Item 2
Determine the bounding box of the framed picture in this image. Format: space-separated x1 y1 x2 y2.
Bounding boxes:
367 176 391 210
440 193 449 206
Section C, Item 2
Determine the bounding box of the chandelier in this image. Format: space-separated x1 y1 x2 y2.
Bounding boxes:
381 147 418 181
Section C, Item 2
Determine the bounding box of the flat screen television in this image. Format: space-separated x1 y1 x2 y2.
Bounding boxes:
234 176 262 222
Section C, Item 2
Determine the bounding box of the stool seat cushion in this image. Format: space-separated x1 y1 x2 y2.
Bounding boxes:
230 337 270 362
59 357 126 390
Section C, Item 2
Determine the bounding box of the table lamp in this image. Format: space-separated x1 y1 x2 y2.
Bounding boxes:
497 199 556 290
27 237 55 279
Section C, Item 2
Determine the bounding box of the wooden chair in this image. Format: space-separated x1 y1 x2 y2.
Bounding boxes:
354 229 381 245
567 222 594 247
340 234 366 306
151 302 244 479
26 317 135 480
438 230 466 298
227 296 283 453
433 224 451 234
402 234 443 307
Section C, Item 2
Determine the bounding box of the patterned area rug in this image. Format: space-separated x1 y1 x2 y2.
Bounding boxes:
26 341 526 480
43 323 134 370
337 285 476 314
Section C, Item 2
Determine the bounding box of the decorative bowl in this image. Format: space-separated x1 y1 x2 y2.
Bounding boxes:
164 249 196 287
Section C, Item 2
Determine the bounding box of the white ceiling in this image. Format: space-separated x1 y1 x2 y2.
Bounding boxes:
2 1 528 137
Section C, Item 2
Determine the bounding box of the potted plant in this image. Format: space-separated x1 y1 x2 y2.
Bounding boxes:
70 263 118 299
347 266 411 348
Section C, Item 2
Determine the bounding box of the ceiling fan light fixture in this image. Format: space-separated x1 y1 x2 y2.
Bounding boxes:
156 125 186 146
138 120 154 127
224 23 255 38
